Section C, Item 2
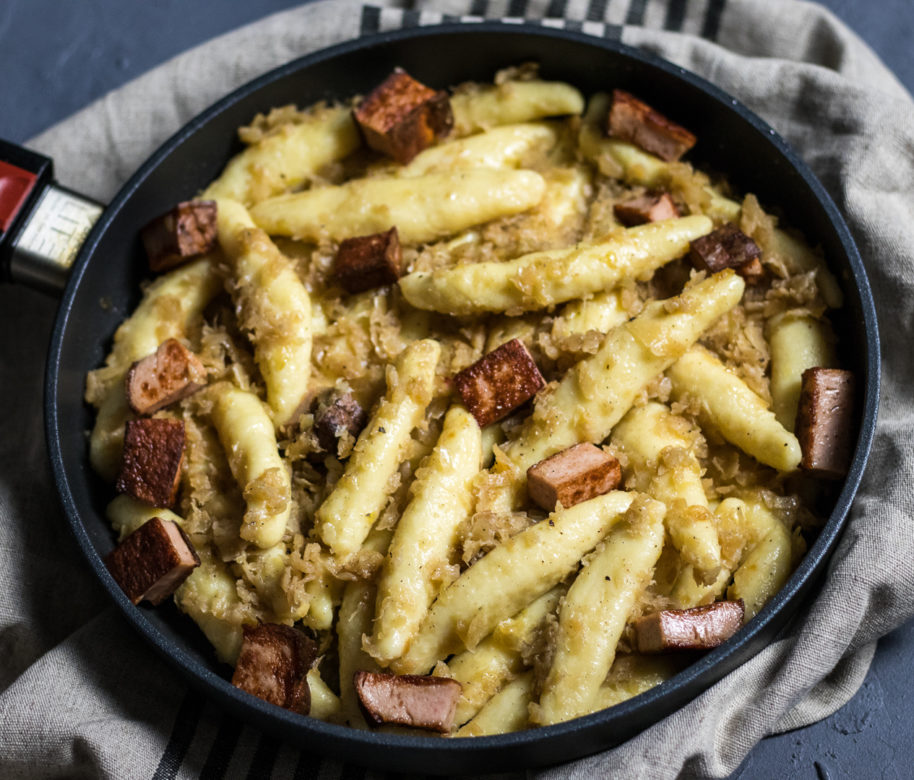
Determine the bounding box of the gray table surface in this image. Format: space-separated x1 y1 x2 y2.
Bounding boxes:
2 1 911 778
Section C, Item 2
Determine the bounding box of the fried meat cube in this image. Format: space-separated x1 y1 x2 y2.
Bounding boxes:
126 339 207 416
796 367 856 479
115 418 185 508
734 255 765 284
689 223 764 282
613 191 680 226
333 227 402 294
527 443 622 511
232 624 318 714
353 68 454 164
453 338 545 428
354 671 462 733
634 600 745 653
607 89 696 162
141 200 218 273
104 516 200 605
312 390 367 456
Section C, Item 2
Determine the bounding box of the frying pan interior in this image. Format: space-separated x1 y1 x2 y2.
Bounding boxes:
46 24 878 774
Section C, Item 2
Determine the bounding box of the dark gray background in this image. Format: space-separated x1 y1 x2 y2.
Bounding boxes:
2 1 911 778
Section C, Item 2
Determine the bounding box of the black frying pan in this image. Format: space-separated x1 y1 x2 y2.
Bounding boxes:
3 23 880 774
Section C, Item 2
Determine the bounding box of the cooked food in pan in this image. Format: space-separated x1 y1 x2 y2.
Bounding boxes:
86 64 856 735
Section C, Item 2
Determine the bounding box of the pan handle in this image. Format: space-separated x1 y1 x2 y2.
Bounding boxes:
0 139 103 296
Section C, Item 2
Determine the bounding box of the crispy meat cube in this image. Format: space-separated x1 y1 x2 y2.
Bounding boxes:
116 418 185 508
126 339 207 416
104 516 200 605
689 223 763 282
353 68 454 164
354 671 462 733
613 191 680 226
141 200 218 273
735 255 765 284
634 600 745 653
232 624 318 714
796 367 856 479
607 89 696 162
453 338 545 428
312 390 367 456
333 227 402 294
527 443 622 511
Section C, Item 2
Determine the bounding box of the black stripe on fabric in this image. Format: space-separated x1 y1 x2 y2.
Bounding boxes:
401 9 421 27
625 0 647 25
701 0 726 40
442 13 463 23
508 0 529 17
151 693 204 780
359 5 381 34
470 0 488 16
546 0 567 17
564 19 583 32
586 0 608 22
293 751 325 780
199 715 244 780
246 735 281 780
663 0 687 31
603 22 623 40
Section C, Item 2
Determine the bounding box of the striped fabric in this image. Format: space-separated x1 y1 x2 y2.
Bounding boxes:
357 0 726 40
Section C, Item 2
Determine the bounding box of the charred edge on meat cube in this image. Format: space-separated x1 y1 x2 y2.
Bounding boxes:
126 339 207 416
634 600 745 653
104 516 200 605
607 89 696 162
354 670 462 733
689 223 764 283
613 191 680 226
312 390 368 456
796 367 856 479
527 442 622 511
141 200 218 273
232 623 318 714
453 338 545 428
333 227 402 294
353 68 453 164
116 417 185 508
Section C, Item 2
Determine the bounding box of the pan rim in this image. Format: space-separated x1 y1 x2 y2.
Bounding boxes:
44 20 880 770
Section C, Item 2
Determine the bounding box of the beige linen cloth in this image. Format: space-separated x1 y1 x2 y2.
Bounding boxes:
1 0 911 777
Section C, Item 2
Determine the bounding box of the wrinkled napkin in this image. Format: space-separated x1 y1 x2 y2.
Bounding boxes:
1 0 912 777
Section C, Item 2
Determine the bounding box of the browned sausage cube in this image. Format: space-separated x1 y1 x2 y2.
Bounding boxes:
735 255 765 284
354 671 462 733
796 367 856 479
689 223 763 282
453 338 545 428
333 227 402 294
607 90 697 162
141 200 218 273
104 516 200 605
126 339 207 416
116 418 185 508
353 68 453 164
312 390 367 456
527 443 622 511
232 624 318 714
634 600 745 653
613 191 680 226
